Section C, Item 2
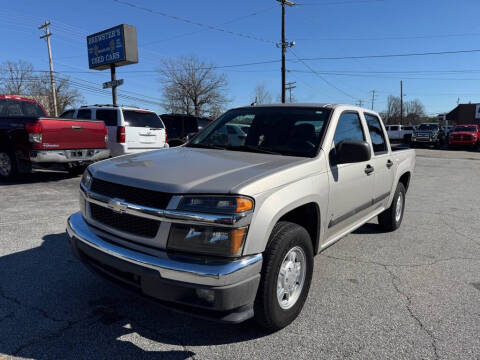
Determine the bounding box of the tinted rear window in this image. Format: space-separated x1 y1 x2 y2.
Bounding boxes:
60 110 74 118
96 109 118 126
0 99 46 117
123 110 164 128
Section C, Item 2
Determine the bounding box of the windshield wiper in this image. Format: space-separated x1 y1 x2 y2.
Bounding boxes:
187 143 226 150
225 145 280 155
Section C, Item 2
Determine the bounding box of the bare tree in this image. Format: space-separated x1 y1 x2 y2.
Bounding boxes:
0 60 84 114
0 60 35 95
404 99 426 124
30 74 84 114
158 56 229 117
253 83 272 104
381 95 402 124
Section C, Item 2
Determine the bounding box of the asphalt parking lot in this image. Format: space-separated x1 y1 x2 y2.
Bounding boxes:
1 148 480 360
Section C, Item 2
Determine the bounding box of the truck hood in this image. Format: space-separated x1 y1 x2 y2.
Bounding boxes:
89 146 311 195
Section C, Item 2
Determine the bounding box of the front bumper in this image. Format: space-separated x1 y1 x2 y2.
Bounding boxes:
66 212 262 323
30 148 110 163
449 140 477 146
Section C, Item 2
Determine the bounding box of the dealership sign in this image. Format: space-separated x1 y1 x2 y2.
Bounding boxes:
87 24 138 70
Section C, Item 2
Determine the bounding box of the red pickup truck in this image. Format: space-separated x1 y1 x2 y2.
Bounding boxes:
448 124 480 149
0 95 110 180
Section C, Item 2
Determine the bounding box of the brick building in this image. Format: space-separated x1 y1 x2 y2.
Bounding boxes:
446 104 480 125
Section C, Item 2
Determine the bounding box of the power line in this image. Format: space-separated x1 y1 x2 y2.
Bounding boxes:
113 0 276 44
288 48 357 100
141 4 279 46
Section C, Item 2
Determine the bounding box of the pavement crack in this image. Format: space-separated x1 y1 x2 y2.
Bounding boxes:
12 312 100 356
321 253 480 268
0 286 67 324
383 266 440 360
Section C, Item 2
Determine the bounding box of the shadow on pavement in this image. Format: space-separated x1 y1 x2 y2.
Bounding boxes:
0 232 269 359
0 169 77 186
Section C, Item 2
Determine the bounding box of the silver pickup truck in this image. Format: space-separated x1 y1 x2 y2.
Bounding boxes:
67 104 415 330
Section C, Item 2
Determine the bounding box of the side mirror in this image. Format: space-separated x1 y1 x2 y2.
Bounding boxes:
334 140 371 165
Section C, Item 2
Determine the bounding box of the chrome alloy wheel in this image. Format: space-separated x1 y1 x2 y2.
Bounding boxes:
277 246 306 310
395 192 404 223
0 152 12 177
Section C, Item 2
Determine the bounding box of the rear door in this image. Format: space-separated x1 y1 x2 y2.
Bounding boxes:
94 109 119 147
364 113 394 206
123 110 166 150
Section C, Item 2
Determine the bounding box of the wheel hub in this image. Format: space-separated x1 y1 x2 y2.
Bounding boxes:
277 246 306 310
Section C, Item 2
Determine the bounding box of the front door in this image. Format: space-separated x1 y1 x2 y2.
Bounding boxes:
325 111 375 243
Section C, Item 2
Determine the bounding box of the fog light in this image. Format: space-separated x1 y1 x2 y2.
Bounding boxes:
196 288 215 303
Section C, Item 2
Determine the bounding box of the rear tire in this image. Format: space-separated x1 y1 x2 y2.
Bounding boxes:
0 151 18 181
254 221 314 331
378 182 406 231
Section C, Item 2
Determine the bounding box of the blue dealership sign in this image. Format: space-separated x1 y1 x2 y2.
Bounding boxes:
87 24 138 70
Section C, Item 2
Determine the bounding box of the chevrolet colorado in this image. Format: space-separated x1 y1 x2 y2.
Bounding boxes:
0 95 109 179
67 104 416 330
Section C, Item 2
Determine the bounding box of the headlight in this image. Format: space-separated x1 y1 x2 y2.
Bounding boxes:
81 169 93 189
168 225 247 257
178 196 254 214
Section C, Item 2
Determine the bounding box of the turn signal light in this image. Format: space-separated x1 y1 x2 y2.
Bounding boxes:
236 198 253 212
117 126 126 143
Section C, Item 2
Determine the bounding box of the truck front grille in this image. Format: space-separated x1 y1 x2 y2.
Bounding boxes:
91 178 172 209
90 203 160 238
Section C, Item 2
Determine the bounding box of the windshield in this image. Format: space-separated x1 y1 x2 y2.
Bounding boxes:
122 110 164 128
454 126 477 132
0 99 46 117
188 107 331 157
418 124 439 131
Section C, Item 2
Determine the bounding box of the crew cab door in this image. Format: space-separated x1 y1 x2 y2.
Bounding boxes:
325 111 375 242
363 113 395 207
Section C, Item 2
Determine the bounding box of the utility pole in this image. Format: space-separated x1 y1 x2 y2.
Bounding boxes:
370 90 376 110
277 0 295 103
400 80 403 125
356 100 364 107
285 81 296 103
38 21 58 117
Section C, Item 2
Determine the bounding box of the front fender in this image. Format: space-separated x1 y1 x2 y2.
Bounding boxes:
242 172 329 255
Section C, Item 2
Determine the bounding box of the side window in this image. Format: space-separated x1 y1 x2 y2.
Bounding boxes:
60 110 74 118
95 109 118 126
333 112 365 145
77 109 92 120
365 113 387 154
184 117 198 133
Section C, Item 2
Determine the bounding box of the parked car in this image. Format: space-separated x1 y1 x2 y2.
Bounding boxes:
0 95 109 180
67 104 415 330
386 124 416 143
61 105 168 157
448 124 480 149
411 123 445 148
160 114 214 147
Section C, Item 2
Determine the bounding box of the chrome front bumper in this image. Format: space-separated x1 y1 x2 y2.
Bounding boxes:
30 148 110 163
66 212 262 287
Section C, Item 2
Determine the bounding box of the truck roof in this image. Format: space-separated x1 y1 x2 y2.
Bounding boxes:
235 103 381 114
0 95 40 103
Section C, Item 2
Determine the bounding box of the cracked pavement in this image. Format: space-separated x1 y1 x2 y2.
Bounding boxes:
1 148 480 359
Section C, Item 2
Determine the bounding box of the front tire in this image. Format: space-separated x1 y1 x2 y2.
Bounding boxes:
378 182 406 231
254 221 314 331
0 151 18 181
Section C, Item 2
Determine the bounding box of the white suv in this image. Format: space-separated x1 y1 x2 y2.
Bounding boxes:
61 105 168 157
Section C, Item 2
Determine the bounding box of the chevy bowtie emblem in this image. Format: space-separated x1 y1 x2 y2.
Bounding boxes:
107 198 128 214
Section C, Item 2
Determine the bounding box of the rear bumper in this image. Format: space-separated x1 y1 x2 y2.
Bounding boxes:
66 212 262 323
30 149 110 163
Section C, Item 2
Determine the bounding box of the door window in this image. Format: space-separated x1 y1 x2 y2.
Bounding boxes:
60 110 74 118
96 109 118 126
365 113 387 154
333 112 365 145
77 109 92 119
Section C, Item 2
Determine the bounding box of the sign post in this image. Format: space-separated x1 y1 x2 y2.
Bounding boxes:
87 24 138 106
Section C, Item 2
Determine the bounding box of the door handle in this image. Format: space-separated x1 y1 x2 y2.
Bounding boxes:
386 160 393 169
364 165 374 175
